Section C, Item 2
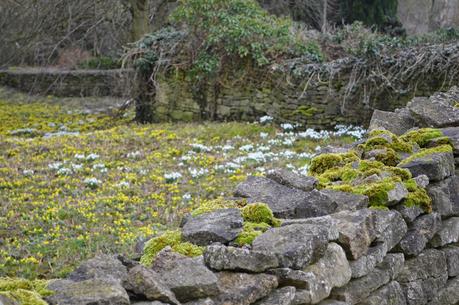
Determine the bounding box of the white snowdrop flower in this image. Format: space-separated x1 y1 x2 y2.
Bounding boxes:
189 168 209 178
23 169 34 176
268 139 281 146
247 151 266 163
298 152 313 159
259 132 269 139
117 181 130 188
86 153 100 161
44 131 80 138
127 151 142 159
233 156 248 164
92 163 106 170
258 145 271 152
57 168 72 176
256 167 266 173
282 138 295 146
48 122 56 128
239 144 254 152
164 172 182 183
281 123 294 131
315 145 322 152
298 165 310 176
279 150 296 159
182 193 192 201
286 164 295 169
181 154 193 162
71 163 83 171
190 143 212 153
74 154 86 160
84 177 101 188
259 115 273 124
48 162 63 170
222 145 234 151
139 169 147 175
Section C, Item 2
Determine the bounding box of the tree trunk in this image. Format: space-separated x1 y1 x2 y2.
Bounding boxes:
129 0 149 42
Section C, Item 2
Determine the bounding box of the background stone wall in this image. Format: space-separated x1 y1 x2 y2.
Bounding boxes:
0 68 133 98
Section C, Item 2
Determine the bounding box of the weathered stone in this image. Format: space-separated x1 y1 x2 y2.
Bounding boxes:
441 126 459 155
356 281 406 305
68 254 128 284
386 183 409 206
428 176 459 217
395 204 424 224
330 264 391 304
253 286 296 305
131 301 168 305
413 174 430 188
407 88 459 128
397 213 442 256
46 279 130 305
281 215 339 240
332 254 403 304
373 210 408 251
125 265 179 305
427 276 459 305
397 249 448 305
397 249 447 283
271 243 351 303
235 176 337 219
441 244 459 276
204 244 279 273
377 254 405 280
152 250 220 302
267 168 318 192
302 243 352 303
214 272 278 305
331 209 378 260
320 190 369 212
184 298 215 305
182 208 243 246
401 275 448 305
399 151 455 182
317 301 350 305
369 110 415 135
0 295 18 305
429 217 459 247
252 224 329 269
349 243 387 279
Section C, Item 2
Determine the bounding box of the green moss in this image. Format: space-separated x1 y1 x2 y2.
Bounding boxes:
386 167 412 181
400 128 444 148
0 278 52 305
365 136 392 147
172 242 204 257
368 129 397 139
353 178 397 206
191 197 243 216
398 145 453 166
372 148 400 166
241 203 280 227
140 230 203 266
0 290 47 305
403 188 432 213
294 106 320 118
309 151 359 175
234 222 271 246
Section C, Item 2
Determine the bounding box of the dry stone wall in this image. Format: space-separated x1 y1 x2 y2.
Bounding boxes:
31 88 459 305
154 43 459 129
0 68 133 97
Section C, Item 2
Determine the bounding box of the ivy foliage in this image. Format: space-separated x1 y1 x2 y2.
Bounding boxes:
129 0 322 83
